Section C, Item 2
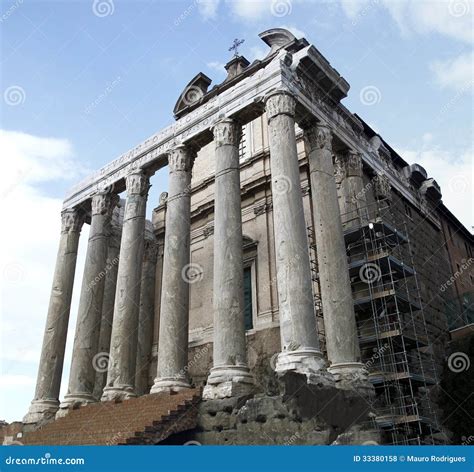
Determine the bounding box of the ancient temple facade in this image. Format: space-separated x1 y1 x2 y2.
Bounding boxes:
22 28 472 446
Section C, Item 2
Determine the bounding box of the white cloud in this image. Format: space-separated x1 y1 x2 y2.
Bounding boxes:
430 52 474 92
396 141 473 230
197 0 220 20
0 130 90 422
341 0 473 44
228 0 273 21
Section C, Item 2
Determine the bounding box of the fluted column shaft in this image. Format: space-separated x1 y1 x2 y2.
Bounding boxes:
102 170 149 401
265 90 325 375
151 146 194 393
303 123 368 388
135 233 158 396
59 193 118 412
92 209 122 400
24 209 84 424
203 119 254 399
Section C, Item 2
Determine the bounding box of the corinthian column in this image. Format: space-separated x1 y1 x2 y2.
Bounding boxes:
203 119 254 400
335 150 366 228
264 89 326 378
58 193 119 415
135 223 158 396
101 170 150 401
151 145 194 393
24 209 85 425
303 122 370 392
93 204 123 400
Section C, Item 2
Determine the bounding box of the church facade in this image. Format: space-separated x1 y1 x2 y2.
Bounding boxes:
20 28 473 446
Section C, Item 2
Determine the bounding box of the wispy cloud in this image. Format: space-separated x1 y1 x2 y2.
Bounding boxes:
0 129 90 422
430 52 474 92
396 138 473 230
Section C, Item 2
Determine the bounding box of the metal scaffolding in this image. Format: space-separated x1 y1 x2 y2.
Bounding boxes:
309 198 443 445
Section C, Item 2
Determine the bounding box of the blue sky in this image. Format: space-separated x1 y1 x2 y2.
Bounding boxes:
0 0 472 422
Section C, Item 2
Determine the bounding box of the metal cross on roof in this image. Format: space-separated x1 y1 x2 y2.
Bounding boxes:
229 38 245 57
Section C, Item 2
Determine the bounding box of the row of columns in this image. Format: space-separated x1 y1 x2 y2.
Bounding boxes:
25 89 370 424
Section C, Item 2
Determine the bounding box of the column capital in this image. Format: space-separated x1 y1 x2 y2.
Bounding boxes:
344 149 363 177
60 208 85 234
374 173 392 201
168 145 195 173
91 192 120 217
303 123 333 152
212 119 242 148
125 170 150 196
264 89 296 122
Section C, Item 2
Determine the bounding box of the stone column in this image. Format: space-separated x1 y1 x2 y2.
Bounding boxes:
58 193 119 414
335 150 367 228
151 145 194 393
23 209 85 425
303 122 370 391
135 223 158 396
264 89 326 377
203 119 254 399
92 204 124 400
101 170 150 401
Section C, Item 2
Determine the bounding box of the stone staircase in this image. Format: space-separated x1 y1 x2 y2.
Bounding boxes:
23 389 201 445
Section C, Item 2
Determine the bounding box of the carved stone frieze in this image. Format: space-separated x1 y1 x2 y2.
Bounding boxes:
265 89 296 121
212 119 242 147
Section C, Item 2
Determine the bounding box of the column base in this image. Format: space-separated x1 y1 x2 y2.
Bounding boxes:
203 365 254 400
23 399 59 425
275 348 327 375
100 385 136 402
56 393 96 419
328 362 374 396
150 377 192 394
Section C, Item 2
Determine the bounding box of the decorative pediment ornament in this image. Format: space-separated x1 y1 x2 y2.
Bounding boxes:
259 28 297 57
61 209 85 234
173 72 212 119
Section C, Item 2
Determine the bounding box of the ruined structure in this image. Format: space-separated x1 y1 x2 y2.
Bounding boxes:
20 28 473 446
